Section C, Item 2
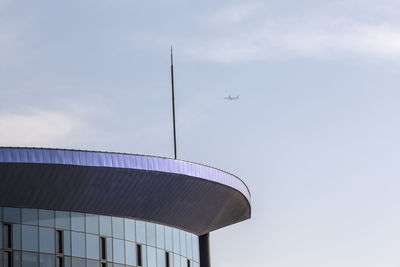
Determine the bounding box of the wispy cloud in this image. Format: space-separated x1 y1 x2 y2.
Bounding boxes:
0 110 77 147
177 3 400 62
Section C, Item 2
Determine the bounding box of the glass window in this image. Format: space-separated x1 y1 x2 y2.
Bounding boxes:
39 210 54 228
22 252 38 267
186 233 192 260
64 230 71 256
64 256 71 267
179 231 186 257
137 244 142 266
85 214 98 235
125 241 136 266
99 216 111 237
87 259 99 267
100 237 106 261
71 232 85 258
192 235 199 262
22 225 38 252
86 234 99 260
172 229 180 254
156 249 166 267
124 219 135 242
39 227 55 253
0 222 3 249
180 257 186 267
173 254 180 267
14 251 22 267
142 245 148 267
148 246 157 267
56 211 70 230
71 257 85 267
40 253 54 267
13 224 21 250
165 227 172 252
156 225 164 249
136 221 146 244
4 223 12 248
146 223 156 246
56 230 63 254
71 213 85 232
0 207 2 221
4 207 20 223
112 217 124 239
22 209 38 225
106 237 113 262
113 238 125 264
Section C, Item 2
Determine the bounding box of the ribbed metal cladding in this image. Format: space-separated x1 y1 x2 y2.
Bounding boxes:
0 148 251 235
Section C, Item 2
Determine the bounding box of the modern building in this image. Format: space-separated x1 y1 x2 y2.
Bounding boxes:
0 147 251 267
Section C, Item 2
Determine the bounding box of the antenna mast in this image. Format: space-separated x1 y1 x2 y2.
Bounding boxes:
171 46 177 160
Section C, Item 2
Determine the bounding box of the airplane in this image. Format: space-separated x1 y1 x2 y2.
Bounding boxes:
224 95 240 101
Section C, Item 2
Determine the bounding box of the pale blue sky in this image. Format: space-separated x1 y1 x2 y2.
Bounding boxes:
2 1 400 266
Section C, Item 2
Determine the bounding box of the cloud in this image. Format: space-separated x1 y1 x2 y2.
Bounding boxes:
0 110 77 147
177 3 400 63
204 3 260 27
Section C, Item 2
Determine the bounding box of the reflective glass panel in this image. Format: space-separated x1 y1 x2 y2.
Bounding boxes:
112 217 124 239
71 213 85 232
192 236 199 262
39 210 54 228
148 246 157 267
179 231 186 257
172 229 180 254
165 227 172 252
99 216 111 237
86 214 99 235
0 207 2 221
156 225 164 249
71 232 85 258
87 259 99 267
180 257 186 267
71 257 85 267
124 219 135 242
86 234 99 260
0 222 2 248
113 238 125 264
173 254 180 267
22 209 38 225
146 223 156 246
56 211 70 230
142 245 147 267
4 207 20 223
125 241 136 266
186 233 192 260
39 227 55 253
22 252 38 267
39 253 54 267
65 256 71 267
156 249 166 267
22 225 38 252
14 251 22 267
106 237 113 262
64 230 71 256
13 224 21 250
136 221 146 244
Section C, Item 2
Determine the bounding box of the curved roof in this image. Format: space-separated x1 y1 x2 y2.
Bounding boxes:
0 147 251 235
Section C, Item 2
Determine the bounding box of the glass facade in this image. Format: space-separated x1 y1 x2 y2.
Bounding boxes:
0 207 200 267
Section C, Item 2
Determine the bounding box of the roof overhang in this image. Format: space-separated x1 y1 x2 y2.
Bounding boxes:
0 147 251 235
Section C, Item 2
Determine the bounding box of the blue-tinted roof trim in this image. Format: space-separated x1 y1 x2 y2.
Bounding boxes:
0 147 251 204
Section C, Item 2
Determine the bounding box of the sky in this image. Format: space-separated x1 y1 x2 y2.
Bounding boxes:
1 0 400 266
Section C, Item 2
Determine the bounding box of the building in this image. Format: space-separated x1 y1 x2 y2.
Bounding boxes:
0 147 251 267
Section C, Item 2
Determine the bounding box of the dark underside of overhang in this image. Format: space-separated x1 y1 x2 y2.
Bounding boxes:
0 163 250 235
